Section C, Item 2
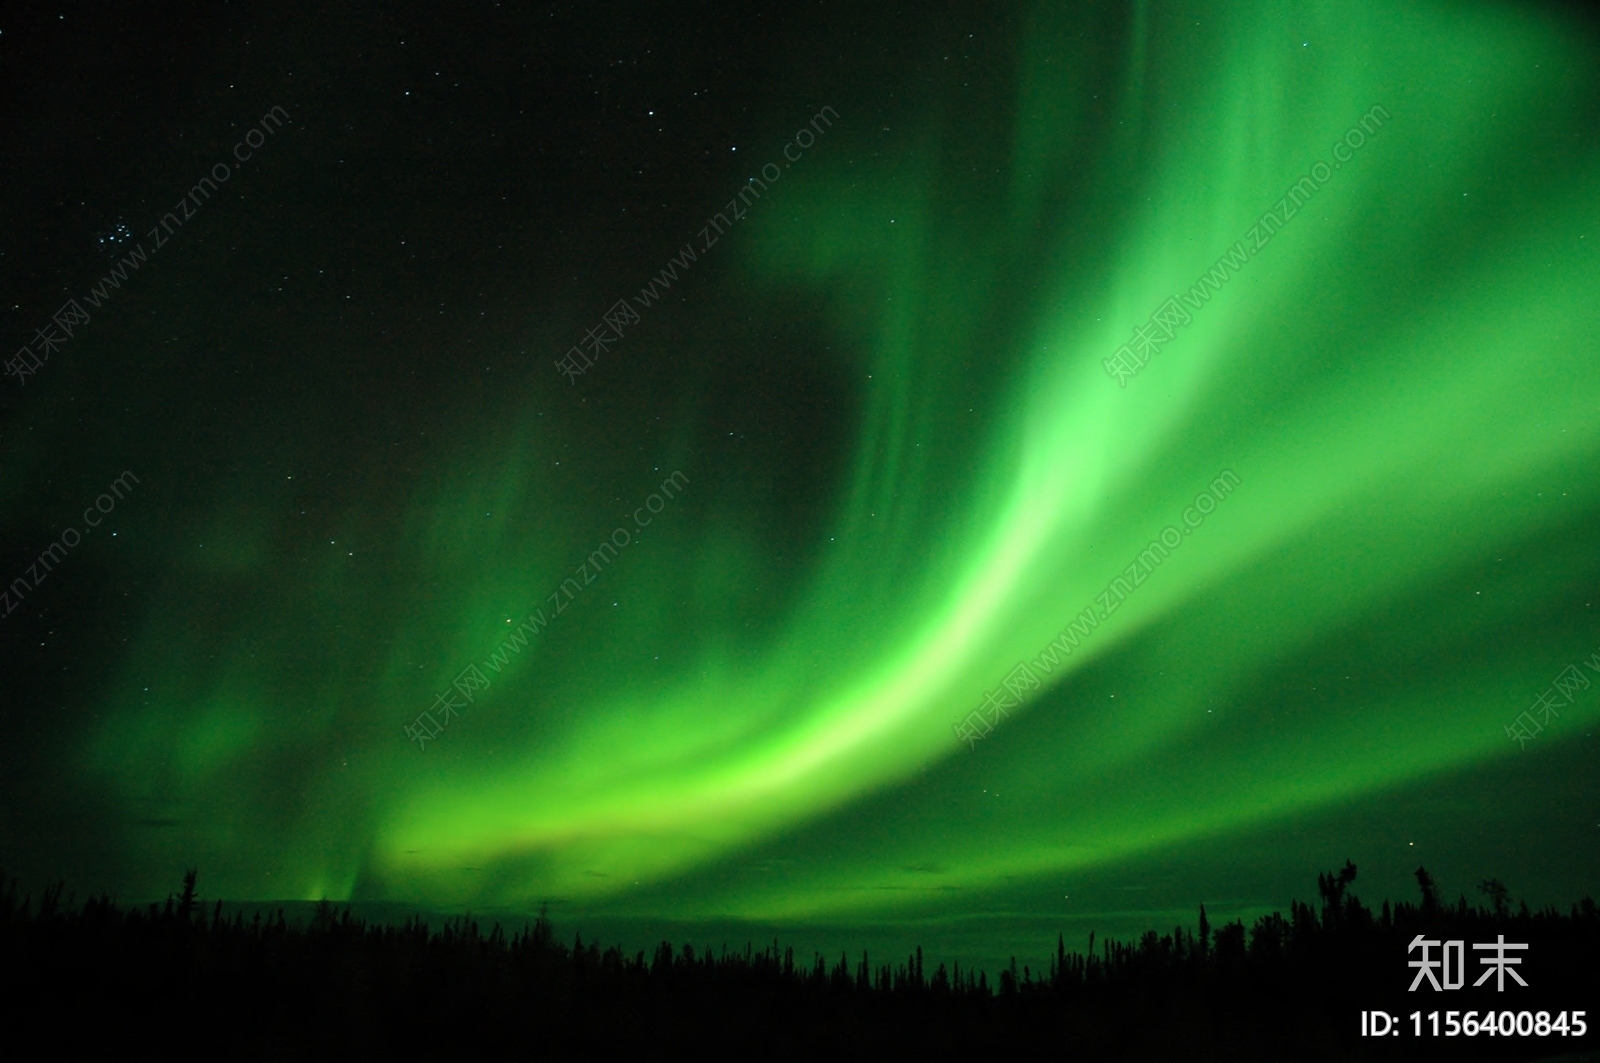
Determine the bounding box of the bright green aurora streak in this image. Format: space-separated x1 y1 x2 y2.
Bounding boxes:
75 0 1600 925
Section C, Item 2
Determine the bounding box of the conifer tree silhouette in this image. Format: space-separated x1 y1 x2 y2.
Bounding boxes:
1478 878 1510 919
1414 866 1438 912
176 869 198 923
1317 860 1357 926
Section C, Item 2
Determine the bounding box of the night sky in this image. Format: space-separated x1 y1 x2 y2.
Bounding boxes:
3 0 1598 974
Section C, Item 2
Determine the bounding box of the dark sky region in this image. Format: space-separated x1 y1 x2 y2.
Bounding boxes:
1 0 1597 976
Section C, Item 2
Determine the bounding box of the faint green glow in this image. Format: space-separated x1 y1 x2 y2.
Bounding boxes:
78 0 1600 918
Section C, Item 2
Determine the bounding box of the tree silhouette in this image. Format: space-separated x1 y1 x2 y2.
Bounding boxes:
176 868 198 923
1316 860 1357 926
1414 865 1438 912
0 863 1594 1060
1478 877 1510 919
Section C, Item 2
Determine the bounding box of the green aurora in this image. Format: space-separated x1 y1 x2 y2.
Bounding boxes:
5 0 1599 952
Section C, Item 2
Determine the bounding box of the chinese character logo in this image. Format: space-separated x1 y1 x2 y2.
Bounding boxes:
1472 934 1528 991
1408 934 1528 991
1407 935 1464 991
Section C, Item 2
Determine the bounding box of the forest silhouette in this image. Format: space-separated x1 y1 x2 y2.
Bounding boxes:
1 863 1594 1060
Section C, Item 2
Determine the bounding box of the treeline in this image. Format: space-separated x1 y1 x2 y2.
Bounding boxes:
0 865 1593 1060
